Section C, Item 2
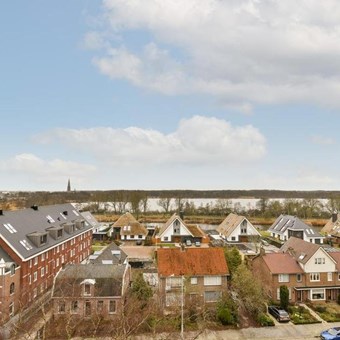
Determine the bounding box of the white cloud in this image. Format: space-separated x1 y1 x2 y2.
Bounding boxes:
89 0 340 110
311 135 335 145
0 153 97 187
35 116 266 166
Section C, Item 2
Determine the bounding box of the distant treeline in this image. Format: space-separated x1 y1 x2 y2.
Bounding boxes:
1 189 340 210
7 189 340 204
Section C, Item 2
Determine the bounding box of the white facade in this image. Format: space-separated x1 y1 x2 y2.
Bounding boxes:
160 218 192 242
303 248 336 273
226 219 260 242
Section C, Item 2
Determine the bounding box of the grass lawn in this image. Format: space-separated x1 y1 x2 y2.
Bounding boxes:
308 302 340 322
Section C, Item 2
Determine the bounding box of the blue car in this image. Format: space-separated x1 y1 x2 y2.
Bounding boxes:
320 327 340 340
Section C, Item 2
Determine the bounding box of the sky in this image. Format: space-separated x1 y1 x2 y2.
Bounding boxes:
1 0 340 192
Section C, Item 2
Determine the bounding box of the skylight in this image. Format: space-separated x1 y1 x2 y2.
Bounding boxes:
60 212 67 220
72 210 79 216
298 253 305 260
46 215 55 223
3 223 17 233
20 240 33 250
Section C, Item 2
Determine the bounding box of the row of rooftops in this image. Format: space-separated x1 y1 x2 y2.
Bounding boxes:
0 203 95 260
260 236 340 274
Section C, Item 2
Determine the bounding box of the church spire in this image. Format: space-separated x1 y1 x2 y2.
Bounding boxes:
67 178 71 192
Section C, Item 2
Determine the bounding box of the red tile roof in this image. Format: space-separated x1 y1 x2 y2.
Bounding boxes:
157 247 229 276
261 253 303 274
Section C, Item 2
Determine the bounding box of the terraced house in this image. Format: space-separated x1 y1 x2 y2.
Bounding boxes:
157 247 229 308
0 203 95 324
252 237 340 303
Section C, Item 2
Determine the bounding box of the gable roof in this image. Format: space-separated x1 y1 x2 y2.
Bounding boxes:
329 252 340 271
280 237 324 264
52 263 128 297
113 212 148 236
0 203 94 260
88 242 127 265
260 253 303 274
216 213 259 237
158 213 193 237
269 214 323 239
113 212 138 227
322 214 340 236
157 247 229 277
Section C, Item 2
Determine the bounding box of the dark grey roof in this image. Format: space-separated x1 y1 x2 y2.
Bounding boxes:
81 211 100 229
0 203 94 260
53 263 127 297
268 214 323 238
88 242 128 265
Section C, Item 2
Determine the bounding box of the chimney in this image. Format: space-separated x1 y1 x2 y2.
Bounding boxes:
332 212 338 223
31 205 38 211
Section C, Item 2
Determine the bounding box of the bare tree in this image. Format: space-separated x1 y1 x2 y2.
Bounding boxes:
157 196 172 213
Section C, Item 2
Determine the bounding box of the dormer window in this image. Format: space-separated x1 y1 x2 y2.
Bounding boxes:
84 283 91 296
81 279 95 296
64 222 76 234
40 234 47 245
27 231 49 248
46 226 64 240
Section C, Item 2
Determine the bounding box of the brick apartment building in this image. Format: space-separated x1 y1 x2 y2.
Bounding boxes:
0 203 95 325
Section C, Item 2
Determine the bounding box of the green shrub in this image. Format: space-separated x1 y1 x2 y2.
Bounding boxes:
257 313 274 327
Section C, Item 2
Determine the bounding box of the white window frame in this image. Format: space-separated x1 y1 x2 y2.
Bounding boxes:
33 271 37 282
278 274 289 283
204 276 222 286
191 277 198 285
328 272 333 281
109 300 117 314
310 273 320 282
310 288 325 300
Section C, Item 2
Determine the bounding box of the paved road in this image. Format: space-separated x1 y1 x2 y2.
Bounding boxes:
134 322 340 340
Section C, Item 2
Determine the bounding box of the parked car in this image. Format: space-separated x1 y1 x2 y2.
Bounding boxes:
320 327 340 340
185 239 192 246
267 306 290 322
195 241 201 247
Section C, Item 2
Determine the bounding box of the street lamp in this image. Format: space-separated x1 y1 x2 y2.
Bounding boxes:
181 274 184 339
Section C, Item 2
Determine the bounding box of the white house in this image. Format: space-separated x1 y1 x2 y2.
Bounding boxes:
157 213 206 243
216 213 260 242
269 214 324 244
